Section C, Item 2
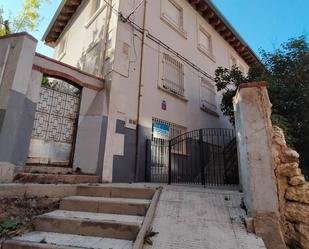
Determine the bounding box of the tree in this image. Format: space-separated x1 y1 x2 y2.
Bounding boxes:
215 36 309 175
0 0 48 35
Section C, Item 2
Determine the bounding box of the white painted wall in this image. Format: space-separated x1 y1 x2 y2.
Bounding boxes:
52 0 251 181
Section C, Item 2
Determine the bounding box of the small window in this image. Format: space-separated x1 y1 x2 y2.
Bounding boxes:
165 0 183 28
162 53 184 96
90 0 103 17
239 64 245 74
152 118 186 156
200 78 217 112
198 26 214 59
230 55 237 68
161 0 186 37
82 42 101 76
57 37 66 59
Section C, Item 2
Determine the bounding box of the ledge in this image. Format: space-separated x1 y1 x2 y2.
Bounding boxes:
239 81 268 89
158 85 188 102
160 14 187 40
200 106 220 117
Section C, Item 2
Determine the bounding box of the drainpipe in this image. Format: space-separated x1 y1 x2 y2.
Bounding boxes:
134 0 147 182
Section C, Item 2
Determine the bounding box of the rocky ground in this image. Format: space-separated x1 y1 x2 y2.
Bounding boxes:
0 197 59 242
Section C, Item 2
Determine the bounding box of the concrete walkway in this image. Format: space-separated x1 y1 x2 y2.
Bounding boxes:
144 185 266 249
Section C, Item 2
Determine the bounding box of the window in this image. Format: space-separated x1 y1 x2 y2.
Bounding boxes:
161 0 186 37
162 53 184 96
57 37 67 59
200 77 217 112
230 55 237 68
90 0 103 17
152 118 186 140
152 118 186 156
239 64 245 75
82 42 101 76
86 0 105 27
198 25 214 60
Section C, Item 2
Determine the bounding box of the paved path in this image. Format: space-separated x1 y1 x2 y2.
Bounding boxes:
144 185 266 249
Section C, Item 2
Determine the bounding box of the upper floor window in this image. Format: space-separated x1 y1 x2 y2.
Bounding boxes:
57 36 67 60
230 55 237 68
162 53 184 96
82 42 101 76
161 0 186 38
91 0 104 16
200 77 217 112
198 25 215 61
86 0 105 28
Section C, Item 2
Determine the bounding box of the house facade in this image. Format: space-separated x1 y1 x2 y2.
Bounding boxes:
40 0 258 182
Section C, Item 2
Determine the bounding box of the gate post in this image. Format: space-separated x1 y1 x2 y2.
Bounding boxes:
0 33 39 182
199 129 206 186
168 140 172 184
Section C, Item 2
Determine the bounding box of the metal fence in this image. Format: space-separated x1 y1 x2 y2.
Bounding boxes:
146 128 239 186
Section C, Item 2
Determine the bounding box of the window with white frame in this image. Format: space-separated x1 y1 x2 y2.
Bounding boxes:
239 64 245 75
200 77 217 112
57 37 67 59
162 53 184 96
161 0 186 36
82 42 101 76
152 118 186 157
230 55 237 68
198 25 214 59
90 0 104 17
152 118 186 140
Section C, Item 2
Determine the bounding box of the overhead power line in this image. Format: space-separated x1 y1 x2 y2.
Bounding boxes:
102 0 214 80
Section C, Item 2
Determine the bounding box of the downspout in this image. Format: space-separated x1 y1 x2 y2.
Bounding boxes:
134 0 147 181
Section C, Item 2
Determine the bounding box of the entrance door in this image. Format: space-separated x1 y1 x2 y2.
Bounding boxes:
27 77 81 166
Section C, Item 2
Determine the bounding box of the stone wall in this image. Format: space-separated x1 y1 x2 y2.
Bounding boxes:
272 126 309 249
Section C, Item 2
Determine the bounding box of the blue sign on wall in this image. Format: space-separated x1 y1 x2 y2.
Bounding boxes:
153 122 170 140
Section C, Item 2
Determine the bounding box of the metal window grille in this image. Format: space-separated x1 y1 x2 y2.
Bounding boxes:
162 53 185 96
201 77 217 111
151 118 187 171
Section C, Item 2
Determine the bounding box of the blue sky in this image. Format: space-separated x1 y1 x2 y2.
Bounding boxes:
1 0 309 58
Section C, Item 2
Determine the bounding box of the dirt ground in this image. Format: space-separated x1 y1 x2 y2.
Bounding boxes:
0 197 59 242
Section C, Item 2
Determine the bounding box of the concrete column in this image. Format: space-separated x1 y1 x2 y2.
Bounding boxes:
233 82 286 249
73 88 108 176
0 33 38 182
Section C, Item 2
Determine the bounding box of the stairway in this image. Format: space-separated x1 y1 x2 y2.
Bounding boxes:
13 166 99 184
2 186 156 249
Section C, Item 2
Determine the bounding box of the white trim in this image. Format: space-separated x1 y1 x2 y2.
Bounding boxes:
197 25 216 62
85 2 106 28
160 0 187 39
57 35 68 60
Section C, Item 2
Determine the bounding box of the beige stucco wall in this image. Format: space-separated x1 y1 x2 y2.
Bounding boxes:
52 0 251 181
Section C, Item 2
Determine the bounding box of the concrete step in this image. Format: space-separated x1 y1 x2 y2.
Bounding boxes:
14 173 99 184
60 196 151 216
34 210 143 240
77 186 155 200
22 166 73 175
3 231 133 249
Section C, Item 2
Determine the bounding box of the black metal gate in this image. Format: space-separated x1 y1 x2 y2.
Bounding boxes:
146 128 239 186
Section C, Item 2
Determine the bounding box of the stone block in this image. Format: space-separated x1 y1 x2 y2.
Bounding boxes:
296 224 309 249
0 162 17 183
254 212 287 249
276 163 300 177
285 202 309 224
285 183 309 204
289 175 306 186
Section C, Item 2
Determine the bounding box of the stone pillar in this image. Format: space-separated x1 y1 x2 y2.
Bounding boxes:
0 33 39 182
233 82 287 249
